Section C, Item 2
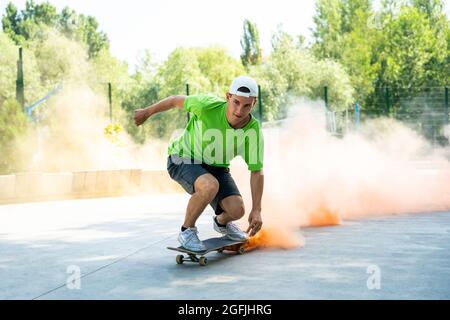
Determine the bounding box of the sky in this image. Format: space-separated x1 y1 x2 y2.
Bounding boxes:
0 0 317 67
1 0 449 70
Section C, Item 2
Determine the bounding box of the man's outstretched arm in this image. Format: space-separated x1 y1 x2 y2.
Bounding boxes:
247 170 264 237
134 95 185 126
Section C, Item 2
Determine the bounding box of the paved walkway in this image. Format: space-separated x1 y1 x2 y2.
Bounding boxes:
0 194 449 299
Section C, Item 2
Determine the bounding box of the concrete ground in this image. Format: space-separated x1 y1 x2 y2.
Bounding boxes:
0 194 449 300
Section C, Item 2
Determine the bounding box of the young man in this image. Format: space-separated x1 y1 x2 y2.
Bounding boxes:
134 76 264 252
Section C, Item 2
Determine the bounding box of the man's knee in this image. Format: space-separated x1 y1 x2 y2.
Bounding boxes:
194 174 219 200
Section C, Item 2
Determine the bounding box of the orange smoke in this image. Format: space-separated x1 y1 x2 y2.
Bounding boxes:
232 101 450 251
244 226 304 251
308 207 342 227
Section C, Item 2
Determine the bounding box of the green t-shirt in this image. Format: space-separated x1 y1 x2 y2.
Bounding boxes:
167 95 264 171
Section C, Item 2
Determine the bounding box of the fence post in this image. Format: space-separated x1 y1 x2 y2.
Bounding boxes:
445 87 449 126
355 102 360 130
16 47 25 110
258 85 263 122
345 108 349 133
324 86 328 110
108 83 112 123
385 87 390 116
186 83 190 122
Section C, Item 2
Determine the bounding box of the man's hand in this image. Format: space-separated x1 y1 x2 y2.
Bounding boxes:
246 209 263 237
134 108 151 126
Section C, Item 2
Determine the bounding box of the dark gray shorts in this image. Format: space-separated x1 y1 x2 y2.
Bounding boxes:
167 154 241 215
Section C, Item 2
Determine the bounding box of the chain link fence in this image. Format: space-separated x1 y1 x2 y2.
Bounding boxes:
329 87 449 146
12 46 449 146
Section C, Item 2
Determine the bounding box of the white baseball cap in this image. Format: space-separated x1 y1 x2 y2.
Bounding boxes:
229 76 259 98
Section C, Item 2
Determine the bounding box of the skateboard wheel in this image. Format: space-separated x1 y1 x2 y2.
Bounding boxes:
238 247 245 255
218 248 224 253
176 255 184 264
199 257 208 266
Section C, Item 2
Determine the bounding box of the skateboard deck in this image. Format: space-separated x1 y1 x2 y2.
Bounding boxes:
167 236 246 266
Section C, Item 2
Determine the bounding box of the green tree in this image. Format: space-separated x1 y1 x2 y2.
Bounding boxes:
23 0 58 26
124 46 245 141
364 4 447 117
252 27 353 120
157 47 209 98
195 46 245 95
1 3 22 43
157 46 243 138
121 53 161 144
313 0 378 103
27 27 91 86
340 0 372 33
0 32 20 104
1 1 109 57
75 14 109 58
240 19 262 67
312 0 343 60
380 0 408 16
0 32 43 106
410 0 444 21
158 46 244 98
134 49 158 83
59 7 79 38
410 0 449 86
340 0 378 102
0 99 29 174
90 47 133 130
375 7 440 89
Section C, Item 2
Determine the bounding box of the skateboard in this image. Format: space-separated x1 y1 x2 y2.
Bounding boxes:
167 236 246 266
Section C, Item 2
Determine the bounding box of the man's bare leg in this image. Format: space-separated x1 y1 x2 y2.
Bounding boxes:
213 195 248 241
183 174 219 228
216 195 245 225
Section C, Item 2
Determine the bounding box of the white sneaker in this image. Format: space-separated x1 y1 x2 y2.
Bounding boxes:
178 227 206 252
213 216 249 241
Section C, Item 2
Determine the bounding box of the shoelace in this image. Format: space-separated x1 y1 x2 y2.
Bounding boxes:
185 228 201 244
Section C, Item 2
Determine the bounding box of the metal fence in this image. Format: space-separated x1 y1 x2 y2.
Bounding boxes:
328 87 450 146
13 47 449 145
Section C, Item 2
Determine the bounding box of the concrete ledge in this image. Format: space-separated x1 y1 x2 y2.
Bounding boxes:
41 173 73 196
15 172 44 197
84 171 97 194
72 171 86 194
96 170 112 194
142 170 182 193
0 169 182 204
0 175 15 198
